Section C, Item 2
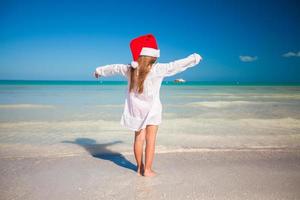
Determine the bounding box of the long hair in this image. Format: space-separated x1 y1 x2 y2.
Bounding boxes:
129 56 157 94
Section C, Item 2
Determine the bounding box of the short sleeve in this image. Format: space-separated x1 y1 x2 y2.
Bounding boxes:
95 64 130 77
153 53 202 77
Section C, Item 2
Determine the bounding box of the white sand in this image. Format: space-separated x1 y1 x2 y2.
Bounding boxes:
1 150 299 200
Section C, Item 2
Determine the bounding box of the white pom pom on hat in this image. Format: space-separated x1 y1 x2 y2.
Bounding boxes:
131 61 139 68
129 34 160 68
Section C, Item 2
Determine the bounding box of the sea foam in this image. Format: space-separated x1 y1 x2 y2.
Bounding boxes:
0 104 55 109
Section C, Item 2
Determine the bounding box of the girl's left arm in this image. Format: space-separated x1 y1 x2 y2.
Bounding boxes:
153 53 202 77
95 64 130 77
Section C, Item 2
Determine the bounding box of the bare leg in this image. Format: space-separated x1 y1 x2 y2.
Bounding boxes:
144 125 158 177
134 128 146 176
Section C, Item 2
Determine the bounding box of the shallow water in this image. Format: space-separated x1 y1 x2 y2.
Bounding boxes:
0 83 300 157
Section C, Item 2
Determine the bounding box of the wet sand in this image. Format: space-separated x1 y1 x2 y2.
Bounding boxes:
1 149 300 200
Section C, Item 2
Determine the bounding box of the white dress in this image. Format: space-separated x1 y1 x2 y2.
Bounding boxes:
95 53 202 132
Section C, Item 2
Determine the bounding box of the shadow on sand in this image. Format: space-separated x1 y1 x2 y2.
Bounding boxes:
61 138 136 172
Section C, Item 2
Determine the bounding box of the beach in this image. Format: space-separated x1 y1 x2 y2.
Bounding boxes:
1 150 300 200
0 81 300 199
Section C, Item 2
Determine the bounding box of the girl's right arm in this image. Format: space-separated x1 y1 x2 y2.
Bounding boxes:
94 64 130 77
154 53 202 77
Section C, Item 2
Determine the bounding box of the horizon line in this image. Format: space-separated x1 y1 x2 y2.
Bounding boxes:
0 79 299 86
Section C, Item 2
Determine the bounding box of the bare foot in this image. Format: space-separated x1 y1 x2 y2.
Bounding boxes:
143 169 157 177
137 164 144 176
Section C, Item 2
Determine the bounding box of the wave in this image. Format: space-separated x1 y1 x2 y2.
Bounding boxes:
0 119 122 130
156 117 300 134
1 117 299 131
172 94 300 99
147 146 300 154
0 104 55 109
95 104 123 108
186 101 265 108
165 100 273 108
0 143 298 159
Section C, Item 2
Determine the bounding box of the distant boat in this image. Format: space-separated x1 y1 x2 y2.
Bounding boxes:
174 78 186 83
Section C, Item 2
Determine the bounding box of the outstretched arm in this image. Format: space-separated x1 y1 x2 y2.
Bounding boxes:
94 64 130 77
154 53 202 77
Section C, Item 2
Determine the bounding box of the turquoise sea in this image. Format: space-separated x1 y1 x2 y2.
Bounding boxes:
0 80 300 158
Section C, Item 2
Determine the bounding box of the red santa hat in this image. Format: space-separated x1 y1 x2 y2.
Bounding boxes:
130 34 160 68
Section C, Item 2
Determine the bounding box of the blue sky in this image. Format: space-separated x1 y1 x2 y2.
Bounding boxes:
0 0 299 82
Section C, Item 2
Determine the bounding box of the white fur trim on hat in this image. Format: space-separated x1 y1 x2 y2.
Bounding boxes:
140 47 160 58
131 61 139 68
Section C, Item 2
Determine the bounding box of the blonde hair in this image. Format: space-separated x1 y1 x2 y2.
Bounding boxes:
129 56 157 94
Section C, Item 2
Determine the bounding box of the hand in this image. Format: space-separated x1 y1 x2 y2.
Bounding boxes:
93 71 100 79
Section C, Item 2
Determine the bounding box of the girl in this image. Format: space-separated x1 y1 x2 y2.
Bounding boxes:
93 34 202 177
